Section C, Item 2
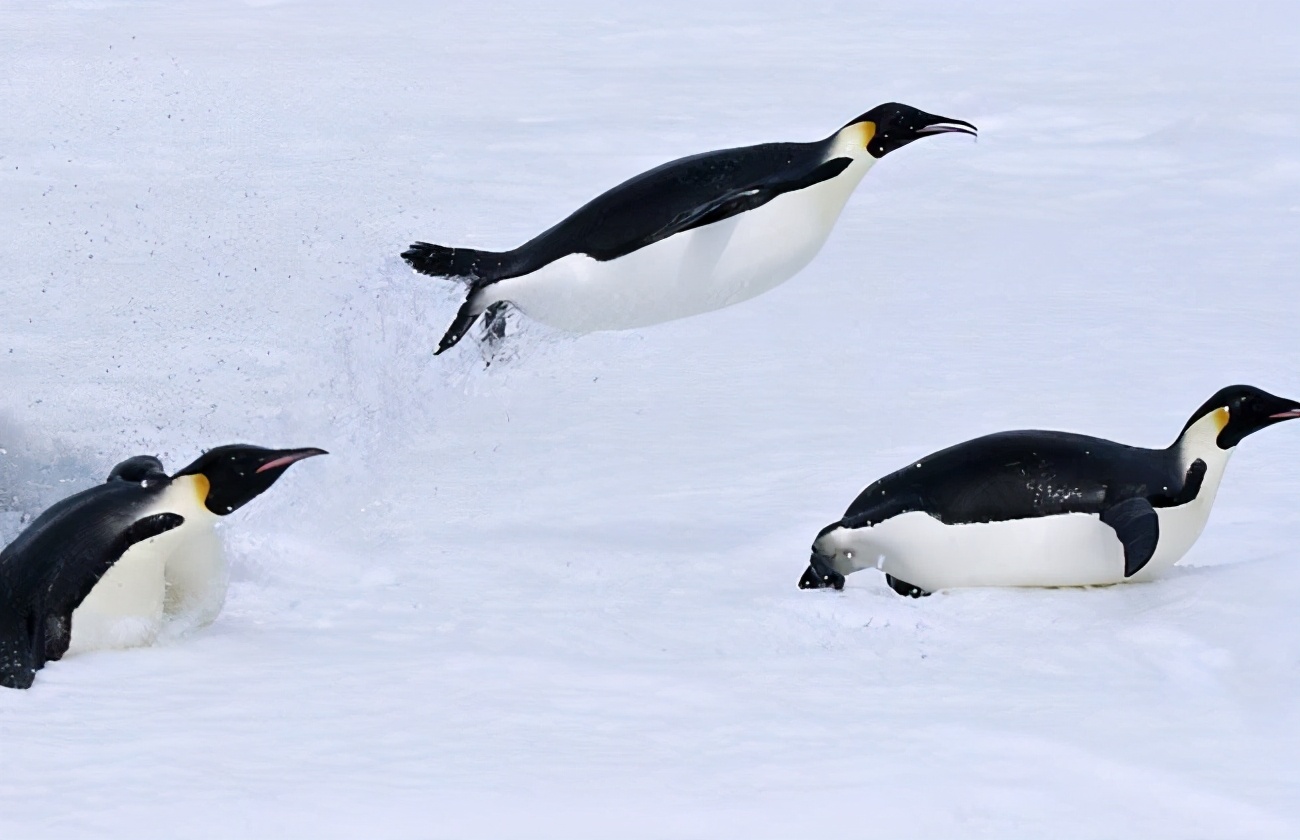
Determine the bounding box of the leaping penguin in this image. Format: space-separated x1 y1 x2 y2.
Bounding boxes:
0 444 325 689
798 385 1300 597
402 103 977 353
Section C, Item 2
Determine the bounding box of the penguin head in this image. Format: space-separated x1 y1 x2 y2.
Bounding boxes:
1182 385 1300 449
172 444 328 515
845 103 977 159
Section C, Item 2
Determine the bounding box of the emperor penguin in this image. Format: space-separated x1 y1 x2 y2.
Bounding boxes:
798 385 1300 596
0 444 325 689
402 103 977 353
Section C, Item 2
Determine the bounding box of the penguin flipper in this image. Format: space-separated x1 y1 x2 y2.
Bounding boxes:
885 574 931 598
437 279 521 354
49 512 186 618
655 157 855 242
1151 459 1207 507
1101 498 1160 578
436 292 485 354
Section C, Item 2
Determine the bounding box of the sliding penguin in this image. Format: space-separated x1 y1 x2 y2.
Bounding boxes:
403 103 976 353
0 444 325 689
799 385 1300 596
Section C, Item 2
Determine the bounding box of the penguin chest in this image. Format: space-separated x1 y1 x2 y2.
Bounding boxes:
160 520 229 638
1132 453 1228 581
1135 495 1218 582
830 512 1130 592
68 508 225 655
491 161 871 332
67 528 174 654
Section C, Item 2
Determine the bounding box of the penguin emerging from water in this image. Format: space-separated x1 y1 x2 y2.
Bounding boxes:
0 444 325 689
402 103 977 353
798 385 1300 597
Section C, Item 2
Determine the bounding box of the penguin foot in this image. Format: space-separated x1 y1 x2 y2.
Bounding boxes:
478 302 517 368
885 574 930 598
481 301 510 343
798 564 845 590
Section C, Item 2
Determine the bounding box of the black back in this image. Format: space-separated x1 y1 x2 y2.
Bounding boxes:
0 471 181 689
497 138 844 276
838 431 1202 530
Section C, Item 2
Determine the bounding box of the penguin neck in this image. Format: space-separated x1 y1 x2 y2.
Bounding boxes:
1171 410 1234 494
156 474 221 526
826 123 879 168
798 126 874 222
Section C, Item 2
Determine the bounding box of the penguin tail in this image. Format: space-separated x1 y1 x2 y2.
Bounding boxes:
402 241 510 283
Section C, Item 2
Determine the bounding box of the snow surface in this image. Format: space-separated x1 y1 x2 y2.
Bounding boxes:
2 0 1299 836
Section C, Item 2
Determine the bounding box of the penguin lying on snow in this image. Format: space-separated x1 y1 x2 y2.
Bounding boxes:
799 385 1300 596
403 103 976 354
0 444 325 689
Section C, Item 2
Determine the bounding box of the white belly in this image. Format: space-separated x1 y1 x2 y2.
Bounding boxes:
485 160 871 332
1140 474 1223 582
68 480 226 654
827 497 1219 594
67 538 169 654
160 523 229 640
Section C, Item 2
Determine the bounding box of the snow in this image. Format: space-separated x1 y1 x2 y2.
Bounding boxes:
2 0 1299 836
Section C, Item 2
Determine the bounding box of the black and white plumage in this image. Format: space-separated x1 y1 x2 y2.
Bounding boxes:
799 385 1300 597
402 103 976 353
0 444 325 689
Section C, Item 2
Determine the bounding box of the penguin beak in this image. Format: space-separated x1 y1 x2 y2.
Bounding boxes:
255 447 329 474
915 115 978 139
1266 395 1300 421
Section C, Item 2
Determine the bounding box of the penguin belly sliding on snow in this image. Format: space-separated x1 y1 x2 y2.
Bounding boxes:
403 103 976 354
799 385 1300 597
0 444 325 689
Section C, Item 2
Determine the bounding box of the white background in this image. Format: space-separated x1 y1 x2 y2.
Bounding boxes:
1 1 1298 836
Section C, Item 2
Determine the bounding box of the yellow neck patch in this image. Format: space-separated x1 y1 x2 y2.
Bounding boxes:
851 121 876 150
1212 406 1230 433
186 473 211 507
